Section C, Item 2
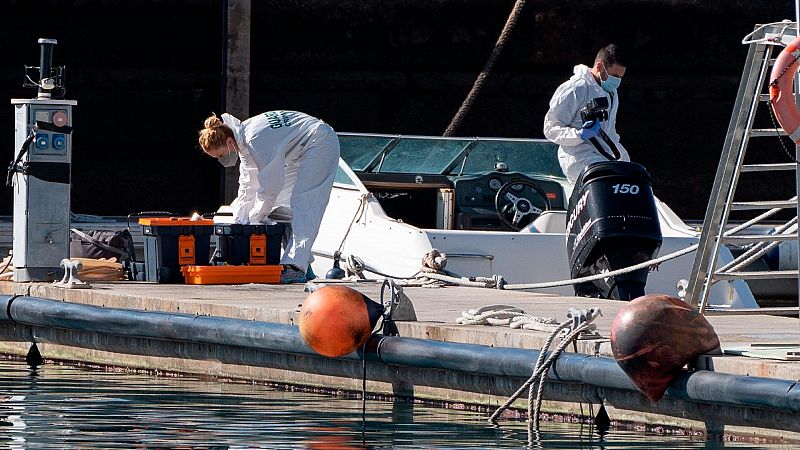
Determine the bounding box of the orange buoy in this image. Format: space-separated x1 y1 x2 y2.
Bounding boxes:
769 35 800 143
306 427 362 449
610 294 720 402
299 285 384 357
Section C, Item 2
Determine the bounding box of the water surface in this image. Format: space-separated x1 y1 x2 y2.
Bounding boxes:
0 358 786 449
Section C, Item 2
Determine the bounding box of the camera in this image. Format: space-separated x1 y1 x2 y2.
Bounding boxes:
580 97 609 123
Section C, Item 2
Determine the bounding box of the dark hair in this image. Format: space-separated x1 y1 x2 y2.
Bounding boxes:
595 44 626 67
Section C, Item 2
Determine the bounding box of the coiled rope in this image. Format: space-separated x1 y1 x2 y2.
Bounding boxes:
456 304 563 332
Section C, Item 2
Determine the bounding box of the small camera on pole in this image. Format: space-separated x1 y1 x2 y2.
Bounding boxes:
23 38 66 99
580 97 609 123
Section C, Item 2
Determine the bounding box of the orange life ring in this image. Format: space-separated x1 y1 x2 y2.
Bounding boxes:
769 36 800 143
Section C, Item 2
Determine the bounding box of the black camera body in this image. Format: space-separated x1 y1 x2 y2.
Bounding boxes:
580 97 609 123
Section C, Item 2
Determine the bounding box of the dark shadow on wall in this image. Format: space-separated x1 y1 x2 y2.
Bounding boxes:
0 0 794 219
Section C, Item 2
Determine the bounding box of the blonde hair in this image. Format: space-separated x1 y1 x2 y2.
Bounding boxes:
198 114 234 152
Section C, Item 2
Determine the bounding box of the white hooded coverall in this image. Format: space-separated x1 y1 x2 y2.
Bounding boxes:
221 111 340 272
543 64 629 184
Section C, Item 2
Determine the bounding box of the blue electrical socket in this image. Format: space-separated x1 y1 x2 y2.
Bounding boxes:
52 134 66 150
35 134 49 149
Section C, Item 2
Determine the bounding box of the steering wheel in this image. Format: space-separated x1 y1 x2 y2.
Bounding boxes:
494 179 552 231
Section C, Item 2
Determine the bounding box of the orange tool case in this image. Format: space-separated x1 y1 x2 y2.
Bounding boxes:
181 264 282 285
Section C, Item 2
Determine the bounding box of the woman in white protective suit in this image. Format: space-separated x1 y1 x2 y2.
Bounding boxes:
198 110 340 284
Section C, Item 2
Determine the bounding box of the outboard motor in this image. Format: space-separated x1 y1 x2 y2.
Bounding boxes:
566 161 662 300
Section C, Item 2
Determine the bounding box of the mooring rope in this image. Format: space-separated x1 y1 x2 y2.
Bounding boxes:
443 0 528 137
502 244 698 290
337 201 794 293
409 244 698 291
334 194 369 266
488 308 602 439
339 242 694 291
720 216 797 273
490 319 595 421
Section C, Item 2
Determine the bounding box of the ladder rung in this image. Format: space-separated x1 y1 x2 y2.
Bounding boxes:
741 163 797 172
749 128 787 137
730 199 798 210
758 93 772 102
723 234 798 244
712 270 799 281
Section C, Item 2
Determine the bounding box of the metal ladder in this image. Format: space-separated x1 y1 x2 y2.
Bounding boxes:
686 22 800 315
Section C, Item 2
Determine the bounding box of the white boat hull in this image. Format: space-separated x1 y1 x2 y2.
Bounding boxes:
311 177 758 309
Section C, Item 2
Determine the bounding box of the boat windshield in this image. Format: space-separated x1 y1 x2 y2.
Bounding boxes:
337 133 564 180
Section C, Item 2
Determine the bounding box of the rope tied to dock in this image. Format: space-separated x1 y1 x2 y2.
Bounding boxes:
338 243 691 294
421 249 448 272
417 268 506 289
488 307 602 443
344 254 368 279
400 201 798 298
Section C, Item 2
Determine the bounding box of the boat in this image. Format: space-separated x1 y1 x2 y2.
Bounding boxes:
307 132 759 308
0 130 764 309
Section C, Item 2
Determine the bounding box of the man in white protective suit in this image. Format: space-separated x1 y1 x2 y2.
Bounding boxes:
543 44 629 184
198 110 340 284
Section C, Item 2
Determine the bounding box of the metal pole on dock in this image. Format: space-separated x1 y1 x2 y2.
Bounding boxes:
222 0 251 205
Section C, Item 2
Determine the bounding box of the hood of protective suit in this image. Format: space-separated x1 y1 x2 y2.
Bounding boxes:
570 64 596 85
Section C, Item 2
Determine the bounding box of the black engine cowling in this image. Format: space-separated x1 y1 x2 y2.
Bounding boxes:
566 161 662 300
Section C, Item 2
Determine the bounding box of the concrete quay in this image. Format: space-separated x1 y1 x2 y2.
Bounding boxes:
0 279 799 444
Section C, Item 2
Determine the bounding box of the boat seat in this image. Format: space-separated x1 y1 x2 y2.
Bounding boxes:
524 210 567 233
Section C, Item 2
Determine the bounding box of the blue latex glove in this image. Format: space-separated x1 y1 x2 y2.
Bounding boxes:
578 120 601 141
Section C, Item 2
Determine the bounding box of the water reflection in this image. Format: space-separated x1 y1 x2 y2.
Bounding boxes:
0 358 785 449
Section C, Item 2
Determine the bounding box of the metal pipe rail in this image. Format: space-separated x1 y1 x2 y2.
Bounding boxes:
0 294 799 417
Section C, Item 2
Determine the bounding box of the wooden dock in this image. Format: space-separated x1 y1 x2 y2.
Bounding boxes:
0 279 798 443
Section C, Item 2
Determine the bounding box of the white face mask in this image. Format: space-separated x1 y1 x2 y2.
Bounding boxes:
217 142 239 167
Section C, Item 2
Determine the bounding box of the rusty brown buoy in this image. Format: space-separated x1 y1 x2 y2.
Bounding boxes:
610 294 720 402
299 285 384 357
